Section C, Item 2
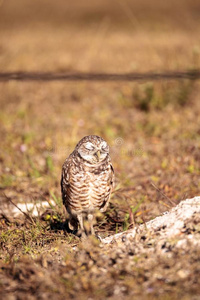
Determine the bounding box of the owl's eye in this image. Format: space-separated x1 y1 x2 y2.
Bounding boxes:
85 142 95 151
101 142 108 151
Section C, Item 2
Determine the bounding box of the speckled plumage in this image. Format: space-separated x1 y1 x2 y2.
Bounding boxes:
61 135 114 236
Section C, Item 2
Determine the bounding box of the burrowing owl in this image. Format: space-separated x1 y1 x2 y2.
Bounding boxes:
61 135 114 237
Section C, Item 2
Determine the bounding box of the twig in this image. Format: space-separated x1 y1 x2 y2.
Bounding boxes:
3 193 36 225
0 213 11 224
149 181 176 206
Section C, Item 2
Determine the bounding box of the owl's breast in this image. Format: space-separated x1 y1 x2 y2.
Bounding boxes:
69 165 112 213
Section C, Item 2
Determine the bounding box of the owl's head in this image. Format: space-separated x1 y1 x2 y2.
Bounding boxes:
75 135 110 165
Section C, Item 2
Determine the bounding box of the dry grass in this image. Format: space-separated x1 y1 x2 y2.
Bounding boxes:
0 0 200 299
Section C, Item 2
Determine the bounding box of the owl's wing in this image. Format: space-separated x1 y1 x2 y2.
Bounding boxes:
99 163 114 212
110 164 114 188
61 158 79 230
61 159 71 205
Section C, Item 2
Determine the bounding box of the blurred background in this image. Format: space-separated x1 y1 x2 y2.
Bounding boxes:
1 0 200 72
0 0 200 230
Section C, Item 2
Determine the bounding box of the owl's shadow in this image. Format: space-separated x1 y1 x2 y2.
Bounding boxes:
49 218 78 235
40 208 78 235
49 218 102 238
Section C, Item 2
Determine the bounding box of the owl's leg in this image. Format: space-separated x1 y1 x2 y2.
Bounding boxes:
77 213 87 239
88 214 95 235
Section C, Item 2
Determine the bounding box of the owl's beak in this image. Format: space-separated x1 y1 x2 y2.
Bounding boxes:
95 150 101 161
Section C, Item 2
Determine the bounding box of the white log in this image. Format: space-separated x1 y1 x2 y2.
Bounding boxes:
102 196 200 244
